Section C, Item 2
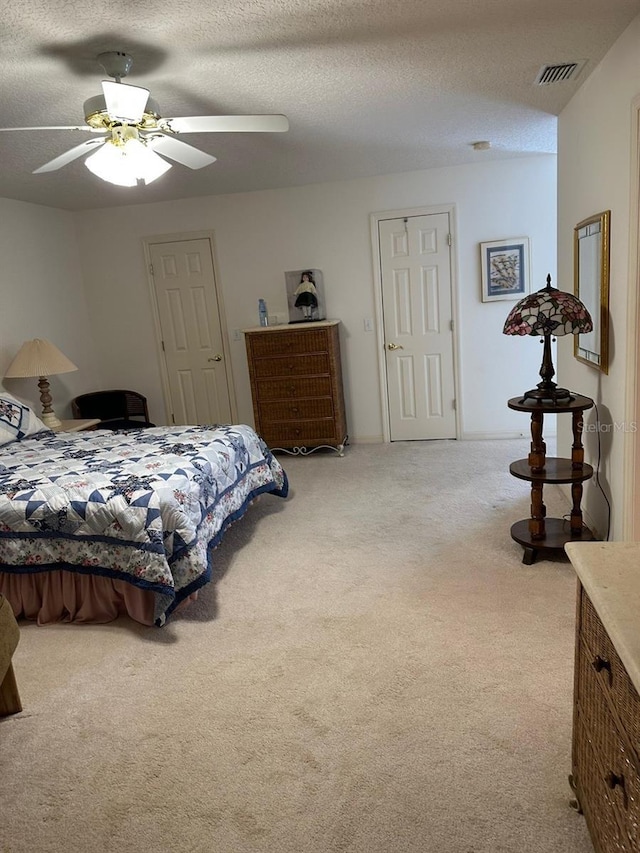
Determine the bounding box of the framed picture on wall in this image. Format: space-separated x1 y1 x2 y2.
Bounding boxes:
480 237 530 302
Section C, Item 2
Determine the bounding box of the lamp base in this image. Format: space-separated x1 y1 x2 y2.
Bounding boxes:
40 411 63 431
37 376 62 430
521 385 574 405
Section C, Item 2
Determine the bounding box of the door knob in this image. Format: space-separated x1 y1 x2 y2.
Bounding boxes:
208 354 223 362
387 342 404 350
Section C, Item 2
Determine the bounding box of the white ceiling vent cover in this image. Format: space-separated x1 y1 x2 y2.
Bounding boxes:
535 60 587 85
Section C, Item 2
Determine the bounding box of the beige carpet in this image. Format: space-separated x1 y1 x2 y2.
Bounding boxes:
0 439 593 853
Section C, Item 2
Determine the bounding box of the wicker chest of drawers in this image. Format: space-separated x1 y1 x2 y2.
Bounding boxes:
565 542 640 853
243 320 347 455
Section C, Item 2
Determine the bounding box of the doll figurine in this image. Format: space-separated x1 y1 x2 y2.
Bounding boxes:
294 271 318 320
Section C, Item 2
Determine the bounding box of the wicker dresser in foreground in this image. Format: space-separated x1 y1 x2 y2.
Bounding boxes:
243 320 347 456
565 541 640 853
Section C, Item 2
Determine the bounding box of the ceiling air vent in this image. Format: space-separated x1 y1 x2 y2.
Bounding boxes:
535 60 586 85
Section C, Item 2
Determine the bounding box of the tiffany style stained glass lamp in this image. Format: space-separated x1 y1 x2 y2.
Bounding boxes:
503 274 593 403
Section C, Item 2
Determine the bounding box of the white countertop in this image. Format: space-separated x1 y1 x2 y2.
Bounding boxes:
242 319 339 333
565 541 640 694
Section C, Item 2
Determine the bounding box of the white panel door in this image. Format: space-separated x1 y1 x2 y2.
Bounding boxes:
149 238 232 425
379 213 456 440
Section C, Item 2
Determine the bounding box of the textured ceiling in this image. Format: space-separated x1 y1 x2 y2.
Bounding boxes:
1 0 639 211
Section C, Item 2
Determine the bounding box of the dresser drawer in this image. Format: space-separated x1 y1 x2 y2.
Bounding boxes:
259 398 334 423
581 591 617 669
255 376 333 401
581 592 640 759
573 712 634 852
248 329 329 357
253 353 330 379
263 420 338 443
577 638 640 793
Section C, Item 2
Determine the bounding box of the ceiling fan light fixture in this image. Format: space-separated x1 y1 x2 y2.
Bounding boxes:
123 138 172 184
85 131 171 187
85 143 136 187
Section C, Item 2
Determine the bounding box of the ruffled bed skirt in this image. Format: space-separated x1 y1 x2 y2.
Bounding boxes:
0 572 159 625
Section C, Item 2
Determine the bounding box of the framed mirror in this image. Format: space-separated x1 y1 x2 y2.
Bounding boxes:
574 210 610 374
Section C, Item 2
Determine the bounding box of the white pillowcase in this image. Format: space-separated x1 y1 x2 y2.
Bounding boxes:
0 389 51 446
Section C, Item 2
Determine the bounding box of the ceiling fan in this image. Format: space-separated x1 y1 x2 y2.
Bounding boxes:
0 51 289 187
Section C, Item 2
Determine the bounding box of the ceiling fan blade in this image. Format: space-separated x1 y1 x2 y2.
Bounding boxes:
0 125 96 132
146 134 216 169
161 115 289 134
33 137 106 173
102 81 150 123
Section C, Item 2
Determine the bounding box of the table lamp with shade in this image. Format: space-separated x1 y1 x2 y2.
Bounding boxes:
503 274 593 404
4 339 78 430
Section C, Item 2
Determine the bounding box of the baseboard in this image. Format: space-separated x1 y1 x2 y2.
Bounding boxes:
461 430 557 441
349 432 562 444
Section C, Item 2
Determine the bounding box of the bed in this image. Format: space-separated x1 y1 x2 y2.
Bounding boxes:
0 392 288 626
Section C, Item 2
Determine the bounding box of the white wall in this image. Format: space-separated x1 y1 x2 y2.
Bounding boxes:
558 13 640 540
72 155 556 443
0 198 102 416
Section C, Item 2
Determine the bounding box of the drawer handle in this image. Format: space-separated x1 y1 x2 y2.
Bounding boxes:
591 656 612 682
291 407 299 414
604 771 628 808
605 771 622 789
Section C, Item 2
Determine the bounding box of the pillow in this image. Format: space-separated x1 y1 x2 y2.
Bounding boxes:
0 390 51 446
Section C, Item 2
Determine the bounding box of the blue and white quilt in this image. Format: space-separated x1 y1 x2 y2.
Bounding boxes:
0 424 288 624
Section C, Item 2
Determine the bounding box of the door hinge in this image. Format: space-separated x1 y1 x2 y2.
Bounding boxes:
171 413 175 424
149 263 154 275
452 399 457 411
161 340 165 352
447 233 452 247
450 319 454 332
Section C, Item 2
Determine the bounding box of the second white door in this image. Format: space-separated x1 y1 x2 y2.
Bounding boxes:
149 237 233 426
379 213 456 441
